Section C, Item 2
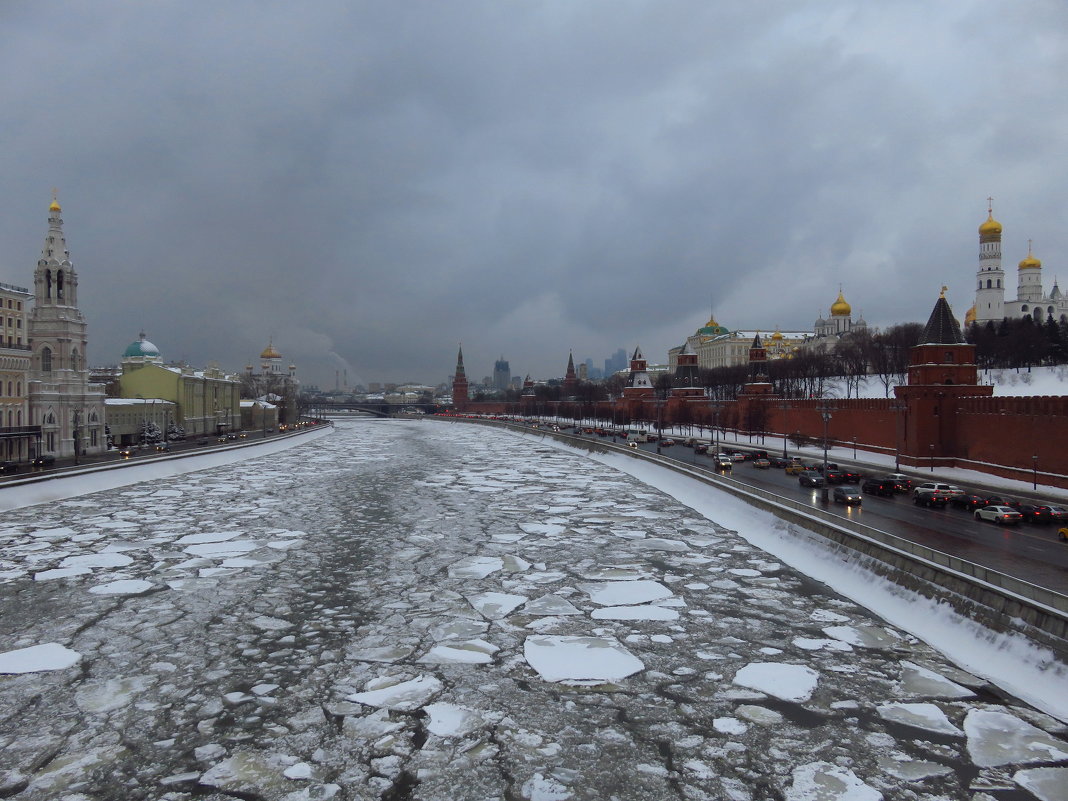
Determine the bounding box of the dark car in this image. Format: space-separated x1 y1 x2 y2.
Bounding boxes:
823 469 846 485
1047 505 1068 522
839 469 861 483
31 455 55 469
1018 504 1054 524
660 438 676 447
0 461 19 475
833 485 863 505
694 443 708 454
799 471 825 488
981 495 1021 510
950 493 987 512
861 477 895 497
768 457 789 468
885 473 913 492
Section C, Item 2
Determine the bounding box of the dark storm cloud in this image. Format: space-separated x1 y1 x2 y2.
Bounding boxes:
2 1 1067 386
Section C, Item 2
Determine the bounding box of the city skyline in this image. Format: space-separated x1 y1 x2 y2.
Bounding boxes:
2 2 1066 386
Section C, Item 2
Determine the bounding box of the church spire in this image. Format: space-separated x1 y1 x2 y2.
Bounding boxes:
452 344 469 409
35 194 79 308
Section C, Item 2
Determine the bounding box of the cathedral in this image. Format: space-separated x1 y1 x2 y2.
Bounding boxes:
969 201 1066 327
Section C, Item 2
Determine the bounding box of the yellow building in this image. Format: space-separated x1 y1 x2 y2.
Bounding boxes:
117 333 241 437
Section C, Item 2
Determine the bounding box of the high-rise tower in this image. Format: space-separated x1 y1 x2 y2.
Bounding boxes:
28 196 106 458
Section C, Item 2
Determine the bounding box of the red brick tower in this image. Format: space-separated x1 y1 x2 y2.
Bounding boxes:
563 351 578 398
894 290 992 466
452 345 469 411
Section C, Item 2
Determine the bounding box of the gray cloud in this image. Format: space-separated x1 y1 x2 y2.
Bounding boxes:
2 1 1066 387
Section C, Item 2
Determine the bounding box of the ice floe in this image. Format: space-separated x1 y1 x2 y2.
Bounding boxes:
732 662 819 702
347 674 443 710
524 635 644 682
0 642 82 673
964 708 1068 766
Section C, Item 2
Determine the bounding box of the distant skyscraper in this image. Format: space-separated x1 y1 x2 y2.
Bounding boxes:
493 356 511 391
604 347 627 376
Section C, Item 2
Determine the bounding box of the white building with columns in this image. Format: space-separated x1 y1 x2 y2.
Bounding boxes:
27 197 106 458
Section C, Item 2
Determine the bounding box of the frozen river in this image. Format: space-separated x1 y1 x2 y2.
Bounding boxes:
1 420 1067 801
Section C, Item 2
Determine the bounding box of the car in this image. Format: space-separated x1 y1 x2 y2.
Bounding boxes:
768 457 789 468
833 485 862 505
981 495 1021 510
884 473 913 492
1018 504 1054 524
1047 505 1068 522
975 505 1023 525
824 469 846 485
660 438 676 447
31 455 55 469
950 493 987 511
0 461 18 475
861 477 895 497
627 441 638 449
118 447 135 458
815 463 840 473
751 458 771 469
694 443 708 454
785 463 806 475
714 455 733 470
732 452 746 462
914 482 965 503
154 442 170 452
839 469 861 483
799 471 825 487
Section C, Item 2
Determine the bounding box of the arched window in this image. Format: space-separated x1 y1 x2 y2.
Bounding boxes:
70 349 79 371
46 412 55 424
997 279 1001 288
45 270 52 299
1022 305 1029 312
5 382 10 396
41 346 52 373
986 279 992 288
56 271 64 300
15 382 19 396
16 410 21 425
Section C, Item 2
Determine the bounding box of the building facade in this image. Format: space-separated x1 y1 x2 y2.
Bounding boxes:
27 198 106 458
0 281 34 461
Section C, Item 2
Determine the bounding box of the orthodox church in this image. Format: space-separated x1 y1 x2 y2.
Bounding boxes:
969 201 1066 327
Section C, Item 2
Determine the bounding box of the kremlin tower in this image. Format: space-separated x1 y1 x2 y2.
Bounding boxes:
451 345 469 410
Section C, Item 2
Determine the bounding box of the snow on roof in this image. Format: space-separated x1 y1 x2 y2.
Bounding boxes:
105 398 177 406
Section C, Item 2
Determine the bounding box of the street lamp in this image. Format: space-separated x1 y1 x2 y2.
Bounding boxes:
1033 455 1038 490
71 409 81 466
779 398 790 460
816 402 833 502
890 401 906 472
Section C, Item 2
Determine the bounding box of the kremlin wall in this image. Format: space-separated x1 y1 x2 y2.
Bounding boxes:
452 204 1068 489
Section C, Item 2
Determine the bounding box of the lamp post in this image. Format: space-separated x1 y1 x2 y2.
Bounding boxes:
853 436 857 459
890 401 905 472
930 444 935 472
656 397 663 455
1033 455 1038 490
71 408 80 466
816 402 833 502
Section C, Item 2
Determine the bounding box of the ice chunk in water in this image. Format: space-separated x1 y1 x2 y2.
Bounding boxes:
965 709 1068 767
0 642 81 673
787 761 882 801
524 635 644 682
733 663 818 702
876 703 963 736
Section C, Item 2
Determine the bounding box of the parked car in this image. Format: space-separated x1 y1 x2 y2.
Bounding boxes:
0 461 18 475
884 473 913 492
799 471 825 488
751 458 771 469
833 485 863 505
31 455 55 469
1018 504 1055 524
975 505 1023 525
861 477 895 497
950 493 987 511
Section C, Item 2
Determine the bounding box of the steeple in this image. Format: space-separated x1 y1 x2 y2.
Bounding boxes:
563 350 578 398
920 287 965 344
36 193 78 308
454 344 466 377
451 344 469 409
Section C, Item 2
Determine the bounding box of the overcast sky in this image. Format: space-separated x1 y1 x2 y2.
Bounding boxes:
2 1 1066 388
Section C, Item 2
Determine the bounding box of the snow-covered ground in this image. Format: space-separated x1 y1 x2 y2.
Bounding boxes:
835 364 1068 399
0 420 1066 800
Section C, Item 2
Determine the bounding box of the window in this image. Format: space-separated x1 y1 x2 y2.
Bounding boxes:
70 349 79 371
986 280 992 288
47 432 54 451
41 347 52 373
944 351 955 362
997 279 1001 288
91 430 98 447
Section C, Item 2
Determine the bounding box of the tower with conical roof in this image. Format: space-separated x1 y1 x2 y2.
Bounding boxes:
670 341 702 398
452 345 469 409
28 195 106 458
974 199 1005 324
563 351 577 398
895 289 992 467
623 346 654 398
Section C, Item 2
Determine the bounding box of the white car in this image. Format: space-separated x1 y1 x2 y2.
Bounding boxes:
974 505 1023 525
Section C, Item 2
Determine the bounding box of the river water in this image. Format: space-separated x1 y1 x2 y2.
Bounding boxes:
0 419 1066 801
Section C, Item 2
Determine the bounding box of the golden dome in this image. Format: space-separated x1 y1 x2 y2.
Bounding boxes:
978 210 1002 239
771 329 784 341
49 198 61 212
1018 243 1041 270
260 340 282 359
964 304 977 325
830 290 851 316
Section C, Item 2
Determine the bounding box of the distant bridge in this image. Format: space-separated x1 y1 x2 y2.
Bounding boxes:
307 400 444 419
